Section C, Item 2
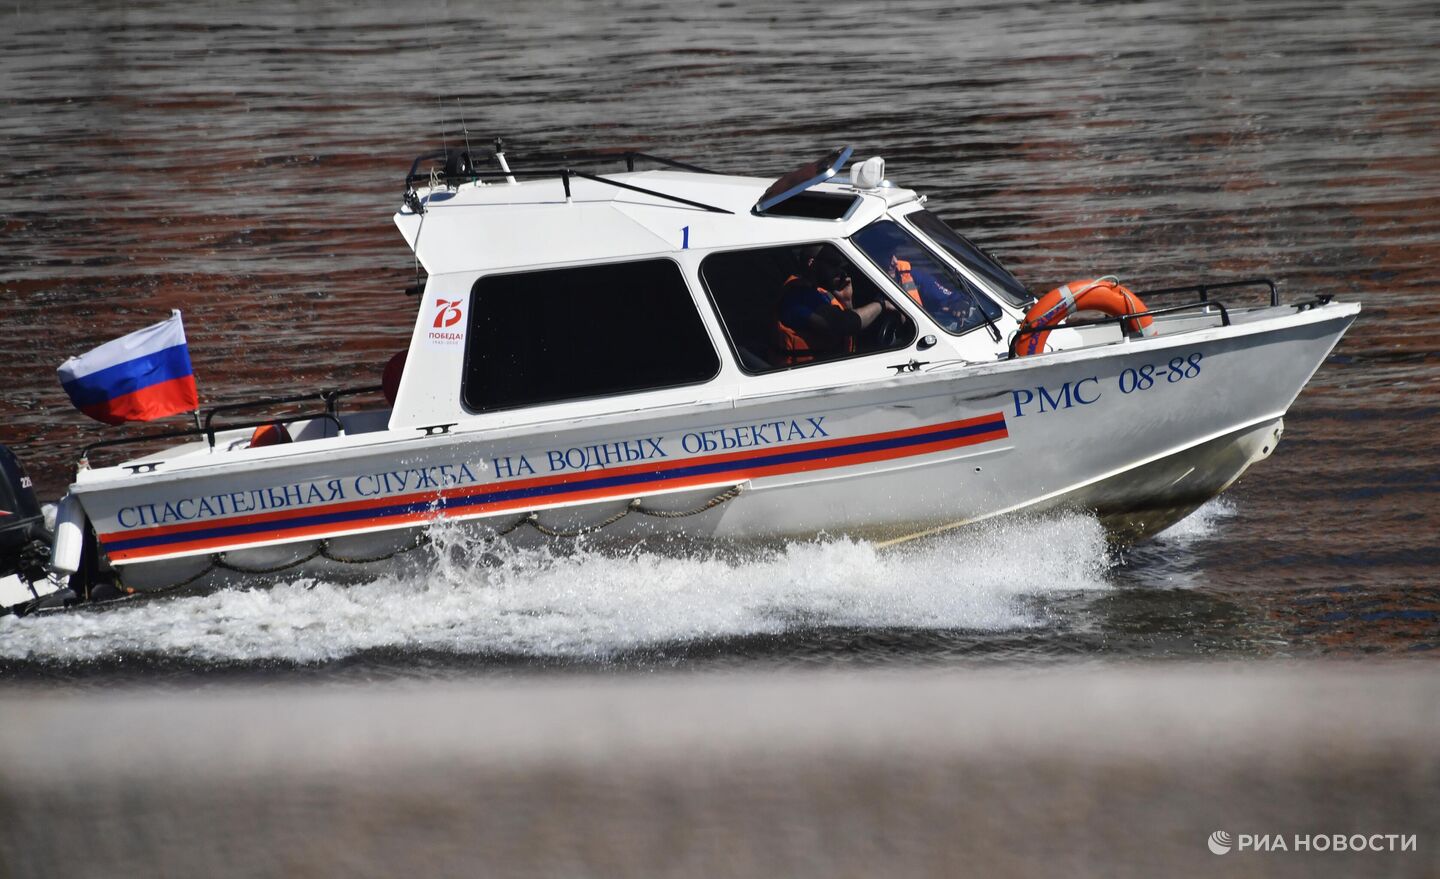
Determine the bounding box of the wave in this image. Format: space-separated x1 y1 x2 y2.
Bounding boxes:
0 512 1114 664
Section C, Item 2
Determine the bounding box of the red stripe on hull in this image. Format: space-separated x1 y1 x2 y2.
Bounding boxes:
101 413 1009 561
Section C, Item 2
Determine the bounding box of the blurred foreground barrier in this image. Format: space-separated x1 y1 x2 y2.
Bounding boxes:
1 666 1437 878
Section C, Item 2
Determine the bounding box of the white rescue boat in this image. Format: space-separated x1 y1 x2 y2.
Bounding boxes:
0 145 1358 613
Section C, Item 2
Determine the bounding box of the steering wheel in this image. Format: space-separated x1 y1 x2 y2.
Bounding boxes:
871 309 906 349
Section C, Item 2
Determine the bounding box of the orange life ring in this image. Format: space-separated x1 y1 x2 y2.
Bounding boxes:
249 422 292 448
1011 277 1155 357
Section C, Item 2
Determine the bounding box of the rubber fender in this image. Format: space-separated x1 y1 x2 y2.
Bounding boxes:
50 494 85 575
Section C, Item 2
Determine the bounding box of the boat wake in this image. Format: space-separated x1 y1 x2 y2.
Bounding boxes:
1154 497 1237 543
0 513 1123 665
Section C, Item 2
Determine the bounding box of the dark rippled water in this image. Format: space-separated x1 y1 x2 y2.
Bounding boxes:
2 0 1437 676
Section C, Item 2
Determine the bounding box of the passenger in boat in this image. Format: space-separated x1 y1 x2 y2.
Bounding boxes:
775 248 893 366
885 251 985 333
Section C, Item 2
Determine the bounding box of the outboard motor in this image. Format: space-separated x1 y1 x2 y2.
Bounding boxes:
0 445 49 579
0 444 56 613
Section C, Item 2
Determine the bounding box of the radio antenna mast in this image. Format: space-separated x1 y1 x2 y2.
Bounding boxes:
456 99 473 159
437 96 448 153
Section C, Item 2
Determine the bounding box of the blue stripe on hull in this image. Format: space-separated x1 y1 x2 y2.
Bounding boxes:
103 416 1007 555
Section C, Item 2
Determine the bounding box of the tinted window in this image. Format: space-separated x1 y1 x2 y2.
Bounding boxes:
700 243 914 373
904 209 1031 307
852 220 1004 335
462 259 718 412
757 192 861 220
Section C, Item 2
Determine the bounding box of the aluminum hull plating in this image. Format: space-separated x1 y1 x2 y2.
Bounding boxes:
81 303 1356 593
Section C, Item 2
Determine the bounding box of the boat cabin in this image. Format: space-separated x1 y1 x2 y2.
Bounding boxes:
386 147 1035 434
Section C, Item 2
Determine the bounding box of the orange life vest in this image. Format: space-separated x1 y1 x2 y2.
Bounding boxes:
776 275 854 366
892 258 922 307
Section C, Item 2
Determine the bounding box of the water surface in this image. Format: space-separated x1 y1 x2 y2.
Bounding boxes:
1 0 1437 677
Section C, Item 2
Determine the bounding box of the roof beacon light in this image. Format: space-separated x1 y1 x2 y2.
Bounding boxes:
851 156 885 190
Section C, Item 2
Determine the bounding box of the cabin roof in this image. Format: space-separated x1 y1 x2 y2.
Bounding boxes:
393 170 918 276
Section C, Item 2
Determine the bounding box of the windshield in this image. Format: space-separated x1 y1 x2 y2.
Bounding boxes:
851 220 1003 335
902 210 1031 307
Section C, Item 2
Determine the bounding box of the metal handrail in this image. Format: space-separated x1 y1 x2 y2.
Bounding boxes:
405 148 716 182
1134 277 1278 307
564 170 733 214
403 165 732 215
1003 277 1286 359
201 385 381 441
622 151 717 174
80 426 211 466
78 384 385 466
406 166 527 189
1006 300 1233 360
403 148 730 215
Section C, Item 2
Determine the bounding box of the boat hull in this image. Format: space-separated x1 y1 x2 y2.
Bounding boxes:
76 303 1356 594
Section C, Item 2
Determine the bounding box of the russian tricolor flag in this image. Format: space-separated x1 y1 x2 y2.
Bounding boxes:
57 310 199 425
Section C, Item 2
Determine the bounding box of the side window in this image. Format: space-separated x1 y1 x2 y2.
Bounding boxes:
699 243 915 373
852 220 1005 335
462 259 719 412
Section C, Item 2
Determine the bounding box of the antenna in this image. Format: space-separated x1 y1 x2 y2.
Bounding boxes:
437 96 449 153
456 99 474 159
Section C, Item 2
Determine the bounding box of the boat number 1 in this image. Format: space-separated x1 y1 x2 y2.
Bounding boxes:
681 226 690 250
1118 353 1203 394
